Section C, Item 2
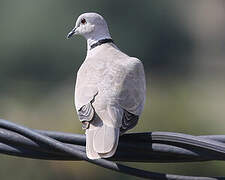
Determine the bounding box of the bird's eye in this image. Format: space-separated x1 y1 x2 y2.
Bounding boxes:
81 18 86 24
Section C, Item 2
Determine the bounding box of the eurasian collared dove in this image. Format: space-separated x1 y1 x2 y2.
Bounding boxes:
67 12 146 159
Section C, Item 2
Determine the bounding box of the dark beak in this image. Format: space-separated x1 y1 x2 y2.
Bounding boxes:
67 27 77 39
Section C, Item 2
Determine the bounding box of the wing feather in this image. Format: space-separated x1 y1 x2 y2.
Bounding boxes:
78 102 95 129
120 110 139 134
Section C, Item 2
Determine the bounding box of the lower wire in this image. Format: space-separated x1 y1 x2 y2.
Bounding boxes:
0 119 225 180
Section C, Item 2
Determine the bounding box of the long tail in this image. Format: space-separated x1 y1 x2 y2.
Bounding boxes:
85 124 120 159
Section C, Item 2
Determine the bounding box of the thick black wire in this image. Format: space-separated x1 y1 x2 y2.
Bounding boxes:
0 128 223 162
0 128 215 162
0 119 225 180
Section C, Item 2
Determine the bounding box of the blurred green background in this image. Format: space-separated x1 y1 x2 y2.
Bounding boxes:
1 0 225 179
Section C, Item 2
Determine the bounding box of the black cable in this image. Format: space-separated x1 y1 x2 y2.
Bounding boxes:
0 119 225 179
0 128 221 162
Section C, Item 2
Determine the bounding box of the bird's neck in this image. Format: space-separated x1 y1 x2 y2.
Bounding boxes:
86 32 112 51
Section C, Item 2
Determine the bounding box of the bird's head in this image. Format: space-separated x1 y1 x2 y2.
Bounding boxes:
67 12 111 40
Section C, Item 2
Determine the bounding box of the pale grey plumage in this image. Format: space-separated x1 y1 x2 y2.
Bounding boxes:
68 12 146 159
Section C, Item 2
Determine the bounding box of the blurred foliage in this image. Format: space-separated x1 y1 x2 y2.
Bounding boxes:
0 0 225 179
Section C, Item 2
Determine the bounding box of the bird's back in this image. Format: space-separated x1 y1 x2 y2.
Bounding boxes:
75 43 145 114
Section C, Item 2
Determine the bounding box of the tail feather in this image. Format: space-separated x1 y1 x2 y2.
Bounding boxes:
93 125 119 153
86 129 101 159
85 125 120 159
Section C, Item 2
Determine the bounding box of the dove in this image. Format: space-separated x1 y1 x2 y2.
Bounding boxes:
67 12 146 159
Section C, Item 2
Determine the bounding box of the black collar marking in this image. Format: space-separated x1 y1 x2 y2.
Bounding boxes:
90 38 114 50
